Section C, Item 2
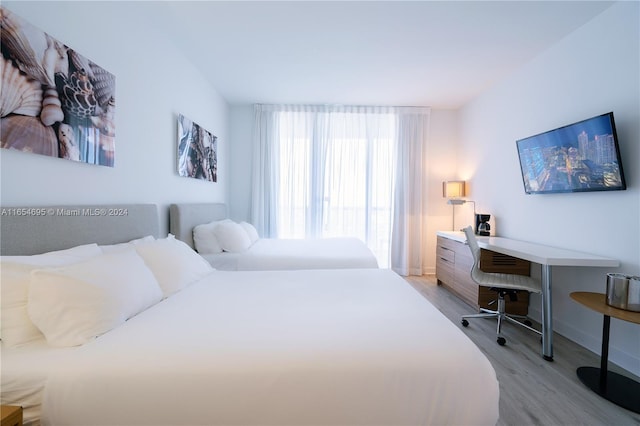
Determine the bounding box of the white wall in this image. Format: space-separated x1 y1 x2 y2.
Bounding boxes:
457 2 639 375
425 109 460 273
228 105 254 222
0 2 229 234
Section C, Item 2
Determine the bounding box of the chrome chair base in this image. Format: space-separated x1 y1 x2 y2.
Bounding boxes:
461 295 541 345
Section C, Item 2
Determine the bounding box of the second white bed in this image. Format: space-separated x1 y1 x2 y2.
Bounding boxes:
169 203 380 271
201 237 379 270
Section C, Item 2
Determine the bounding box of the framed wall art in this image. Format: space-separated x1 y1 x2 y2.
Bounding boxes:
177 114 217 183
0 7 116 167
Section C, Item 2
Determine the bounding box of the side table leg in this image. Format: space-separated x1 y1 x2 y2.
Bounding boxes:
577 314 640 414
599 315 610 391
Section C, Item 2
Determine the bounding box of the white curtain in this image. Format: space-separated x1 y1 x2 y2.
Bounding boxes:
391 107 431 276
251 104 430 273
251 105 280 237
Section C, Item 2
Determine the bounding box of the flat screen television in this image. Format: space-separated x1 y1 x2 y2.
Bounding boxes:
516 112 626 194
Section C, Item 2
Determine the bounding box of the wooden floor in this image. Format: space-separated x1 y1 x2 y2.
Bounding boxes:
405 275 640 426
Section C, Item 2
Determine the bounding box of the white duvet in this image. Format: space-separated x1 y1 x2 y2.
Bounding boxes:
201 237 379 270
2 269 498 425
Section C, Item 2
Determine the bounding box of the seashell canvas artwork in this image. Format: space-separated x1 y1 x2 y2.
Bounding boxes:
177 114 218 183
0 6 116 167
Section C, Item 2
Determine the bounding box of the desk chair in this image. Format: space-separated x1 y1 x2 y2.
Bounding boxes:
460 226 542 346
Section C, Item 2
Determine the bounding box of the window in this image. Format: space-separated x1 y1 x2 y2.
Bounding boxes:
253 104 430 275
275 109 396 267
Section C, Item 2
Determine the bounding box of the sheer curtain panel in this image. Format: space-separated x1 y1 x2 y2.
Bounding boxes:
251 105 280 237
391 108 430 276
251 104 430 273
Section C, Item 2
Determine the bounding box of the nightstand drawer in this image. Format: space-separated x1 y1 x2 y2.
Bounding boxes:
0 405 22 426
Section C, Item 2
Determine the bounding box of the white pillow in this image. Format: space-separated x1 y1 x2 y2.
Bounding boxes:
214 221 252 252
239 221 260 244
1 243 103 347
99 235 156 253
1 243 102 266
28 250 163 347
134 234 214 297
192 219 231 254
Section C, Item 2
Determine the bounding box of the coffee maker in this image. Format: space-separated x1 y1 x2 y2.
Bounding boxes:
475 214 491 236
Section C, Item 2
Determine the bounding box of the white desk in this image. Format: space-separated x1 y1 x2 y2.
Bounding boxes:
437 231 619 361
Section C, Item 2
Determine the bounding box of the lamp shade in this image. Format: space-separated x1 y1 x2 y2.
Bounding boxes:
443 181 465 198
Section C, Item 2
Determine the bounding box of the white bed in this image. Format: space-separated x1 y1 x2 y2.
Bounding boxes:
169 203 379 270
1 204 499 425
200 237 379 270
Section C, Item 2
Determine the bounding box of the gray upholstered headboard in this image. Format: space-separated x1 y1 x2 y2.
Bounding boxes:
169 203 227 250
0 204 160 256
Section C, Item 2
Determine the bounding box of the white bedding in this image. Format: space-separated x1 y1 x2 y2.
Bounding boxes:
201 237 379 270
2 268 498 425
0 340 76 424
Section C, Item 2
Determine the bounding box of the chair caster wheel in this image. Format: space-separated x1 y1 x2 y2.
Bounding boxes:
497 337 506 346
461 319 469 327
524 320 532 327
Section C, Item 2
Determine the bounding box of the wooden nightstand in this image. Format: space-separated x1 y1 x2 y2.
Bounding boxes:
0 405 22 426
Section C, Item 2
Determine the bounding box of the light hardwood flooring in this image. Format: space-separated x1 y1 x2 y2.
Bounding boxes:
405 274 640 426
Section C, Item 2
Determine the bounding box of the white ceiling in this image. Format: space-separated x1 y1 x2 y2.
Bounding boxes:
158 1 614 108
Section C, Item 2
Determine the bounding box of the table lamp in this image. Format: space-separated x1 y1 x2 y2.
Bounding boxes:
443 181 475 230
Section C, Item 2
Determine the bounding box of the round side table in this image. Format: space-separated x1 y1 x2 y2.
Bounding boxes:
570 292 640 414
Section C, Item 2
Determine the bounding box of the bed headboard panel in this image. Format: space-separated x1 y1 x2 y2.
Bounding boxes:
0 204 160 256
169 203 227 250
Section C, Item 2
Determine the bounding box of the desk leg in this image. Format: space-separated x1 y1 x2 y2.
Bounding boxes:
541 264 553 361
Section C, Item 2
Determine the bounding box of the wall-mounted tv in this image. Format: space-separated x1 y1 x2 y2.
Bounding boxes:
516 112 626 194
